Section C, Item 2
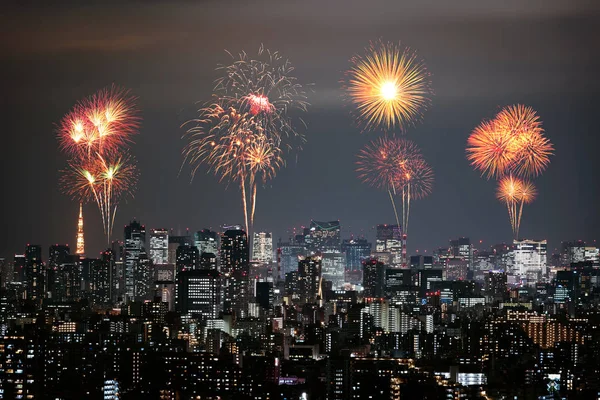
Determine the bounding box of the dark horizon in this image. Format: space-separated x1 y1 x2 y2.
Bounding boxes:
2 0 600 258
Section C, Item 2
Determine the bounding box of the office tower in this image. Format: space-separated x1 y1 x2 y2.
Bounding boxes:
321 252 345 289
341 238 372 272
75 203 85 255
560 240 586 266
194 229 219 257
255 281 274 310
124 220 146 300
176 269 222 320
0 258 10 288
134 252 151 301
252 232 273 263
513 239 547 279
13 254 26 283
48 244 70 300
584 246 599 266
149 228 169 265
220 227 250 317
89 255 111 305
111 241 125 302
450 237 473 269
297 256 322 304
176 245 200 273
25 244 44 301
375 224 402 266
362 258 385 298
304 220 341 253
277 241 306 277
409 255 433 269
445 259 468 281
485 271 508 301
199 252 217 270
168 234 192 265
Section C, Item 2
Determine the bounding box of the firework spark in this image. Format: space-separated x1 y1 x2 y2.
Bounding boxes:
344 40 432 132
466 105 553 179
184 47 308 236
62 152 138 242
496 176 536 239
58 86 139 158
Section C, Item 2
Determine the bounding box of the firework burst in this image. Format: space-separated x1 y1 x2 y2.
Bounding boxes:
344 40 432 132
58 86 139 158
183 47 308 236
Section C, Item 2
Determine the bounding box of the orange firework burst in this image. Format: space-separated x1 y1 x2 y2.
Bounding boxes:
496 176 536 239
62 152 138 242
58 86 139 158
400 158 434 200
344 40 432 132
467 105 553 179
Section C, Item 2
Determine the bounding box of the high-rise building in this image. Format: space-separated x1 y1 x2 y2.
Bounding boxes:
450 237 473 269
321 252 345 289
199 252 217 270
25 244 44 302
168 235 192 265
252 232 273 264
297 256 322 304
76 203 85 255
362 258 386 298
485 271 508 301
560 240 586 266
124 220 146 300
277 241 306 277
176 245 200 273
149 228 169 265
513 239 547 279
375 224 402 265
194 229 219 258
341 238 372 272
47 245 70 300
89 254 111 305
304 220 341 253
176 269 222 320
13 254 26 283
111 240 125 303
220 227 250 317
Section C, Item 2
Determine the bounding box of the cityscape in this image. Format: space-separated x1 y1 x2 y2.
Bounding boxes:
2 1 600 400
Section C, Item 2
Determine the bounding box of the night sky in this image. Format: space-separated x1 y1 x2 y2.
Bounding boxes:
2 0 599 258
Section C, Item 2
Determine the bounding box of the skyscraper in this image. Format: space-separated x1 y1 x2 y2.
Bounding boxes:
297 256 322 304
76 203 85 255
176 245 200 273
168 234 192 265
304 220 341 253
277 240 306 277
176 269 222 320
362 258 386 298
513 239 547 279
194 229 219 258
124 220 146 300
341 238 372 272
48 244 70 300
450 237 473 270
25 244 43 301
375 224 402 266
149 228 169 265
252 232 273 264
220 227 250 317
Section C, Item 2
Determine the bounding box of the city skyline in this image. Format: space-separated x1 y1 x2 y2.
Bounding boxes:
2 1 599 257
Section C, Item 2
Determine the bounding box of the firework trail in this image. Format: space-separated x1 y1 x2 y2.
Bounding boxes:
183 47 308 236
496 176 535 239
344 40 432 132
357 137 434 265
62 152 138 242
58 86 140 244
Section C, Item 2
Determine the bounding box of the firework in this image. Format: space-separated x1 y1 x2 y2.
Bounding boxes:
344 40 432 132
356 137 433 265
184 47 308 236
58 86 139 158
496 176 536 239
214 45 308 147
62 152 138 242
466 105 553 179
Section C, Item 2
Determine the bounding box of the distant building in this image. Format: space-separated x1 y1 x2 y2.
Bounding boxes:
341 238 372 272
25 244 43 302
252 232 273 264
168 234 192 265
298 256 322 304
513 239 547 279
304 220 341 253
176 269 222 320
220 228 250 317
176 245 199 273
362 258 386 298
449 237 473 270
149 228 169 265
194 229 219 259
124 220 146 300
277 241 306 277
